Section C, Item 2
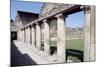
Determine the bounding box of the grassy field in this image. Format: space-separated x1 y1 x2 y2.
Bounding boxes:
66 39 84 51
50 39 84 51
50 39 84 62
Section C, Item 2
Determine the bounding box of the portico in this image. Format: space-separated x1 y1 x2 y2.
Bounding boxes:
17 4 95 63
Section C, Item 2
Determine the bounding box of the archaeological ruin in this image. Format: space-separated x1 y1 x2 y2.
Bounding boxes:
12 3 95 64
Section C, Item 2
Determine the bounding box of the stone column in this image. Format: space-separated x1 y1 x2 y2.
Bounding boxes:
22 30 23 41
25 28 27 43
23 29 25 42
20 30 22 41
43 19 50 55
27 27 31 44
55 14 66 63
17 31 19 40
22 30 24 42
36 23 41 50
31 25 35 47
24 29 26 42
30 26 32 45
90 6 95 61
84 6 95 61
26 28 28 43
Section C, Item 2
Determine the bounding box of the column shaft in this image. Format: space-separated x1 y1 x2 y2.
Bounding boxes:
84 6 95 61
90 6 95 61
27 27 30 44
25 28 27 43
56 14 66 63
43 20 50 55
32 26 35 47
36 24 41 50
22 30 24 42
26 28 28 43
20 30 22 41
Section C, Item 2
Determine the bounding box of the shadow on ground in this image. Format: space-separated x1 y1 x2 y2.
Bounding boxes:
11 41 37 67
50 46 83 62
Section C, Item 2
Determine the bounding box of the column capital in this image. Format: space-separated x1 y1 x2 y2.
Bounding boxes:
30 24 33 28
25 26 28 29
84 6 91 14
43 19 47 22
27 26 30 29
36 22 39 25
80 5 84 9
55 13 63 18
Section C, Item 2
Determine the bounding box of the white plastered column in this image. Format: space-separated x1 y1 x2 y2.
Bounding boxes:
31 25 35 47
22 29 24 42
55 14 66 63
27 27 31 44
26 28 28 43
43 19 50 55
36 23 41 50
84 6 95 61
20 30 23 41
25 28 27 43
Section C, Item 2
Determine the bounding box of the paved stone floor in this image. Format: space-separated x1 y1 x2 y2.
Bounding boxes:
11 40 58 66
11 40 73 67
11 41 37 67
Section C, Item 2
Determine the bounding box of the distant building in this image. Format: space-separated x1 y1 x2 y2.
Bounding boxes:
11 11 39 40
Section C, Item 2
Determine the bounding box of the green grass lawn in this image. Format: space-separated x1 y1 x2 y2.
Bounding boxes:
66 39 84 51
50 39 84 51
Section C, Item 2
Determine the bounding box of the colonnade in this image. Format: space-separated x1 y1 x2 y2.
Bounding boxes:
17 6 95 62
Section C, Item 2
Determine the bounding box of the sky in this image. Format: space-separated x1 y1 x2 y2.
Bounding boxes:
11 0 44 21
11 0 84 28
66 11 84 27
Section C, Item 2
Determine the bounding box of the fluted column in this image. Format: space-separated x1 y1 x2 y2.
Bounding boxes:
84 6 95 61
17 31 20 40
27 27 31 44
20 30 22 41
22 30 24 42
36 23 41 50
24 28 26 42
25 28 27 43
43 19 50 55
31 25 35 47
55 14 66 63
26 28 28 43
21 30 23 41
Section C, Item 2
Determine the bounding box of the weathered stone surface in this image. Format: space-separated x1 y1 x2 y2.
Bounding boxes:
26 28 28 43
39 3 74 18
25 28 27 43
43 20 50 55
90 6 95 61
36 24 41 50
22 30 24 42
27 27 30 44
15 11 39 26
84 6 95 61
31 26 35 47
56 14 66 63
15 3 95 63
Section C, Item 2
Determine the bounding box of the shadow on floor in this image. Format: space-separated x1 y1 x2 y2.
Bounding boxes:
50 46 83 62
66 49 83 62
11 41 37 67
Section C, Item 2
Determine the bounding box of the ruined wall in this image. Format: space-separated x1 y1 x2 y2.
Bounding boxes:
40 3 84 40
39 3 74 18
